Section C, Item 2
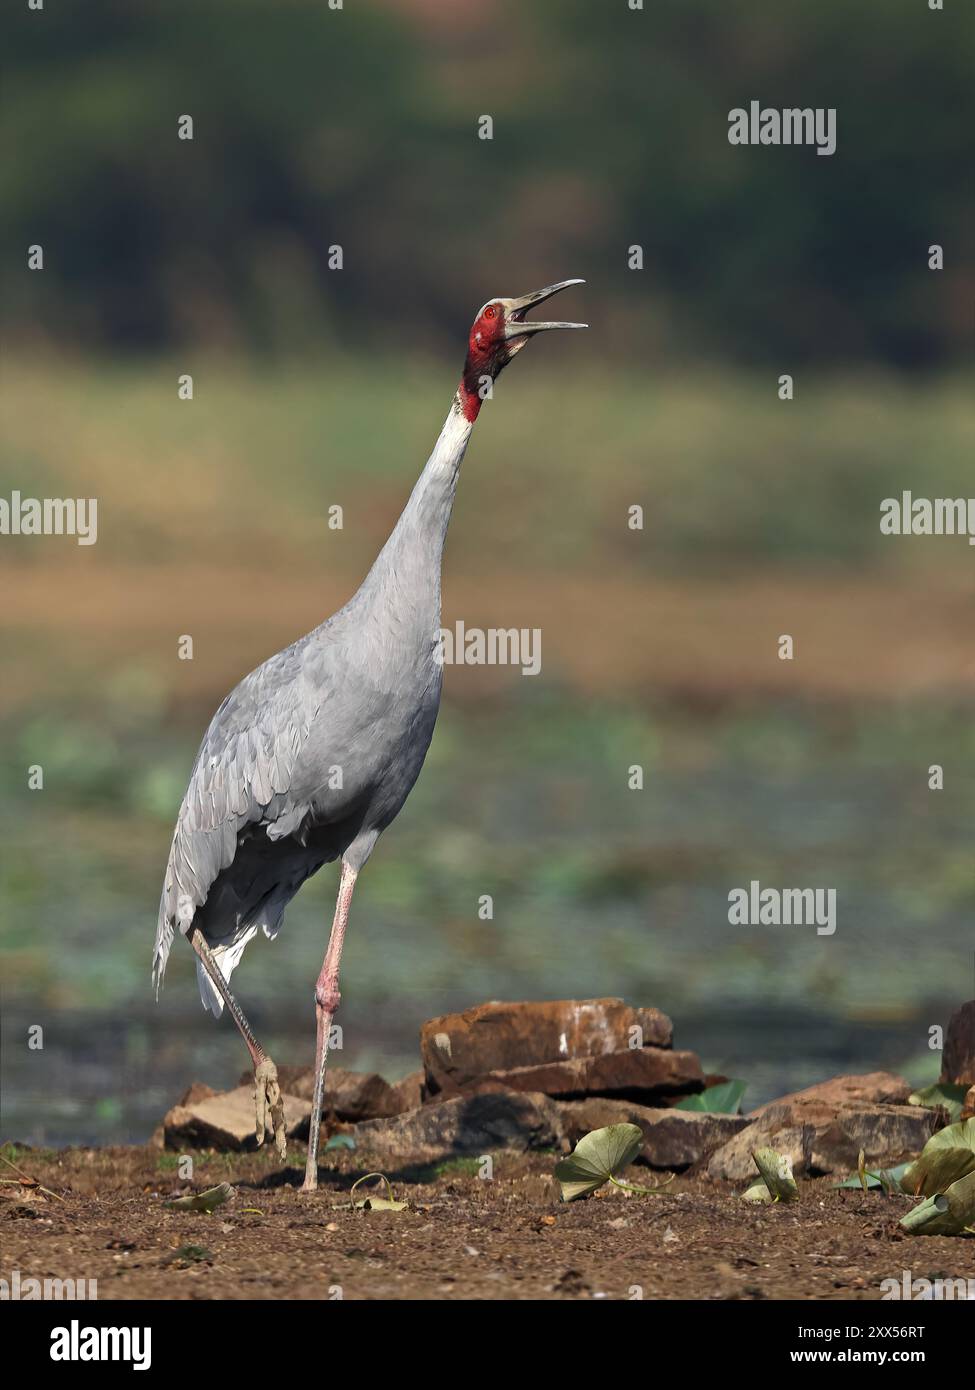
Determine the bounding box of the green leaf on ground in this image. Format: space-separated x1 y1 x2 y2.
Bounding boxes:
901 1118 975 1198
749 1148 800 1203
350 1173 408 1212
163 1181 234 1213
908 1084 970 1125
674 1080 747 1114
833 1161 910 1192
555 1124 643 1201
741 1180 775 1204
324 1134 356 1152
900 1168 975 1237
554 1124 673 1201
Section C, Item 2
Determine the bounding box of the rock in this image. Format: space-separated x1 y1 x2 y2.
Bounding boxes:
941 1001 975 1086
559 1097 750 1169
453 1048 703 1103
352 1089 564 1164
179 1081 218 1107
237 1065 407 1120
421 998 674 1094
163 1085 310 1151
961 1086 975 1121
707 1099 937 1181
751 1072 912 1114
389 1070 425 1113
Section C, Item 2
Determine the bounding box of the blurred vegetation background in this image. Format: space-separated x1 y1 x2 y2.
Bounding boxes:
2 0 973 1144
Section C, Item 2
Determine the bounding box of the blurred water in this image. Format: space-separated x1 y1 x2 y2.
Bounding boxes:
0 1000 947 1149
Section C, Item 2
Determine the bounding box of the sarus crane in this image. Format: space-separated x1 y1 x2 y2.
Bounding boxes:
153 280 587 1191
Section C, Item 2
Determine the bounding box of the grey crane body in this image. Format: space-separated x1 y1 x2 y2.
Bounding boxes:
153 279 586 1187
153 404 470 1010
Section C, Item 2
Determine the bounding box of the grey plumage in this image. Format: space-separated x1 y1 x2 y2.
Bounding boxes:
153 280 586 1044
154 400 468 1013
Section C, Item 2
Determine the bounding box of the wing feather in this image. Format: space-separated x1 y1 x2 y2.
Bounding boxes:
152 643 318 993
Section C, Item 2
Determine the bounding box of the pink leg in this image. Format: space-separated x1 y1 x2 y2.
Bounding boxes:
302 860 357 1192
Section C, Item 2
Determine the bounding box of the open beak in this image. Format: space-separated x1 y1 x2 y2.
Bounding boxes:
504 279 588 338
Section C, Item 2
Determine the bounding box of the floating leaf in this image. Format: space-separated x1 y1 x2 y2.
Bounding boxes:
899 1168 975 1237
674 1080 747 1115
908 1084 969 1125
901 1118 975 1198
750 1148 799 1203
350 1173 407 1213
163 1181 234 1213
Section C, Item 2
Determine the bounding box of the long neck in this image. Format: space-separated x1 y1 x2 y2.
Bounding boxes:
353 388 474 630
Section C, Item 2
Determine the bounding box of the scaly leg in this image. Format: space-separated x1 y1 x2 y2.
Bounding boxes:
188 926 286 1158
302 860 358 1193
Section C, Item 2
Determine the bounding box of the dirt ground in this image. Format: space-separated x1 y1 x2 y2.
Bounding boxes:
3 1143 973 1301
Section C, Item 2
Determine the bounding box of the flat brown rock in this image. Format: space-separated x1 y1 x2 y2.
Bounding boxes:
751 1071 911 1115
352 1089 564 1164
421 998 673 1094
238 1065 407 1120
178 1081 219 1107
559 1097 750 1170
163 1085 310 1151
941 1001 975 1086
707 1099 937 1181
389 1070 424 1113
455 1048 703 1103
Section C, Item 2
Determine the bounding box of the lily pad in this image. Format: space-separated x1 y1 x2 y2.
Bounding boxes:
741 1179 774 1204
674 1080 747 1115
324 1135 356 1152
555 1124 642 1201
750 1148 799 1203
350 1173 408 1212
900 1168 975 1237
833 1161 910 1192
908 1083 969 1125
901 1118 975 1198
163 1182 234 1213
554 1124 672 1202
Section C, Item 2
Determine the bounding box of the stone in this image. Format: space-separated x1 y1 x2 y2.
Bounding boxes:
179 1081 218 1107
961 1086 975 1121
389 1070 425 1113
163 1085 310 1151
750 1072 911 1114
941 1001 975 1086
453 1048 703 1103
421 998 673 1094
351 1089 564 1164
559 1097 750 1169
238 1065 407 1120
707 1099 937 1181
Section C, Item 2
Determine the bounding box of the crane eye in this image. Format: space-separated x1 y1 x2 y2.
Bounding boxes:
483 305 497 319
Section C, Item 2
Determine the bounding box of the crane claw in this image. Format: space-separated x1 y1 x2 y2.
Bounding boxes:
254 1057 287 1159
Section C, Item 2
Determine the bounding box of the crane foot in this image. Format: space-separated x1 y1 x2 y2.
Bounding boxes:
254 1057 287 1159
